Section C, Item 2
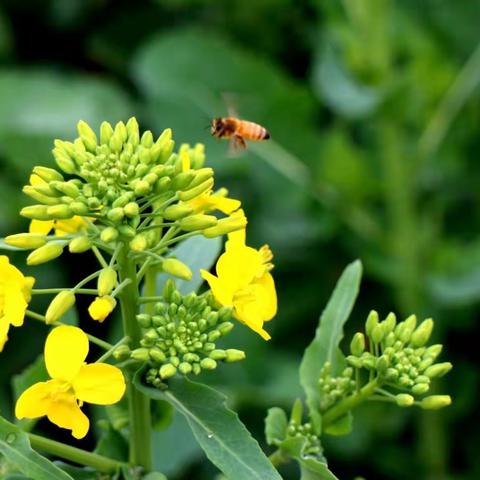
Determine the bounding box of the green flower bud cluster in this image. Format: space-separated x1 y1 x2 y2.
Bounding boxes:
346 311 452 401
318 362 355 411
11 118 241 256
133 281 244 387
285 420 321 456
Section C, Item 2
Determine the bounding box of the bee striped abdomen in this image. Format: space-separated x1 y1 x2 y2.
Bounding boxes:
237 120 270 141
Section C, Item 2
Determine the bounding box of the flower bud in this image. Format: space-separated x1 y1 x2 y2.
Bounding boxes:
203 214 247 238
53 150 76 174
69 201 89 216
383 312 397 334
424 362 452 379
178 362 193 375
350 332 365 356
200 358 217 370
346 355 362 368
365 310 379 337
410 318 434 348
225 349 246 363
100 121 114 145
77 120 98 152
68 236 92 253
5 233 46 249
376 355 389 374
46 205 74 220
188 168 214 188
371 323 385 344
218 321 234 335
51 181 80 199
27 243 64 265
159 364 177 379
180 214 217 231
130 234 148 252
124 202 139 218
32 166 64 183
162 258 192 281
45 291 76 324
178 178 214 202
134 180 151 195
395 394 414 407
420 395 452 410
107 207 125 222
88 296 117 322
22 186 58 205
20 205 50 220
100 227 119 243
163 204 194 221
209 349 227 361
112 344 131 361
290 398 303 425
131 348 150 361
411 383 430 395
98 267 117 296
149 348 166 363
171 171 196 191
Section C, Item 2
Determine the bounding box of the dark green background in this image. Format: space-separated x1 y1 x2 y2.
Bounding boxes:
0 1 478 479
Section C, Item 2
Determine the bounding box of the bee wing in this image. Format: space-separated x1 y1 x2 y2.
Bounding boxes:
227 136 247 157
222 92 240 118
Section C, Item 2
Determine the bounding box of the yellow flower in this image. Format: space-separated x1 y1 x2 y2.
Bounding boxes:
29 216 88 237
187 188 241 215
88 296 117 322
15 325 125 439
0 256 35 351
201 224 277 340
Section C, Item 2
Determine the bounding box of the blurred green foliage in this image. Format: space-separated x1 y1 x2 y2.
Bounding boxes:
0 0 479 478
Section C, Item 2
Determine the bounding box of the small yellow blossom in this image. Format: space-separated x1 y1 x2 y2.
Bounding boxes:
201 220 277 340
15 325 125 439
0 256 35 351
29 216 88 237
188 188 241 215
88 296 117 322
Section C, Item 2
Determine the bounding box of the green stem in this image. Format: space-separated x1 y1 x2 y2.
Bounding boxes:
29 433 123 473
92 245 109 269
138 296 163 304
322 379 378 427
269 448 289 468
96 336 130 363
117 245 152 470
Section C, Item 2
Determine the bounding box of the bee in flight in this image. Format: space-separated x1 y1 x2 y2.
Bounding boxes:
210 117 270 150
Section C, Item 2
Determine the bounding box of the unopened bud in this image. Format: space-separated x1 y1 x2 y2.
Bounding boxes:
376 355 389 374
27 243 64 265
5 233 46 249
180 214 217 231
346 355 362 368
163 204 194 221
131 348 150 361
225 349 246 363
45 291 76 324
179 362 193 375
425 344 443 361
100 121 114 145
134 180 151 195
88 296 117 322
130 234 148 252
178 178 214 202
69 202 89 216
159 364 177 379
371 323 385 344
291 398 303 424
98 267 117 296
124 202 139 218
107 207 125 222
384 312 397 334
424 362 452 379
46 205 74 220
33 166 63 183
100 227 119 243
149 348 166 363
209 349 227 361
412 383 430 395
53 150 76 174
68 236 92 253
162 258 192 280
77 120 98 152
410 318 434 347
203 214 247 238
395 394 414 407
200 358 217 370
112 344 131 361
420 395 452 410
20 205 50 220
350 332 365 356
22 186 58 205
365 310 379 337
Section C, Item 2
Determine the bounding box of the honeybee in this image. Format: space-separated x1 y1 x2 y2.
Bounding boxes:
210 117 270 150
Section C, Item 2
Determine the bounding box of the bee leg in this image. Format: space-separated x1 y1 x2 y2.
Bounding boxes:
233 135 247 150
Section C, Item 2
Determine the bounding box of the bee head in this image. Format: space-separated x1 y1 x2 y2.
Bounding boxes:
211 118 224 137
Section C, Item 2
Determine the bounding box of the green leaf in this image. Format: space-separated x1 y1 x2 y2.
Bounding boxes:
154 235 222 295
151 400 174 431
94 426 128 462
134 373 282 480
299 260 362 431
53 462 98 480
322 412 353 436
265 408 288 446
299 458 339 480
0 417 73 480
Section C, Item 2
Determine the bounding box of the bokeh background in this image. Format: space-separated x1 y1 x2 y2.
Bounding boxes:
0 1 479 479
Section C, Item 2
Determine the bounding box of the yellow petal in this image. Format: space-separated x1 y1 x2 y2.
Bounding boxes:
46 396 89 439
216 245 263 292
234 298 271 341
88 296 116 322
4 284 28 327
29 219 55 235
0 317 10 352
45 326 89 381
226 211 246 247
255 272 277 321
73 363 126 405
209 196 241 215
29 174 47 187
200 270 234 307
54 217 87 236
15 381 54 419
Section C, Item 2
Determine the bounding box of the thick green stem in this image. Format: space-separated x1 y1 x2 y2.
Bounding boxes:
322 379 378 427
117 245 152 471
269 448 289 468
29 433 123 473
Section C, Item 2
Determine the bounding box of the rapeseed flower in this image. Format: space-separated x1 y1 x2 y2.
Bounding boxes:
88 296 117 322
0 256 35 351
15 325 125 439
201 222 276 340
